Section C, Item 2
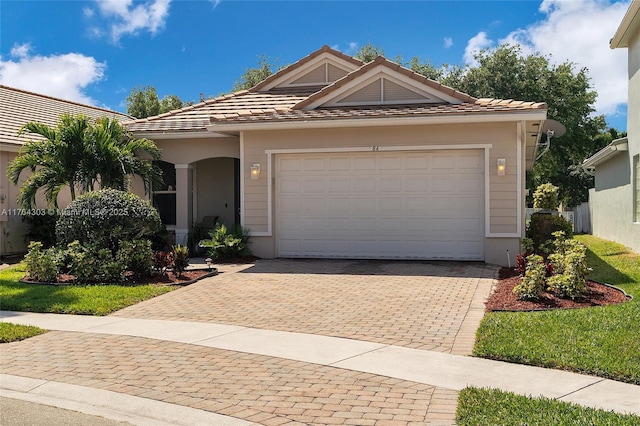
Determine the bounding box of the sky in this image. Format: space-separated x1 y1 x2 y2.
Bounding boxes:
0 0 632 130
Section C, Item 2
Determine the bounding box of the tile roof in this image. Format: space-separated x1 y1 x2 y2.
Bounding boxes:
0 85 131 147
208 99 547 125
124 48 547 134
125 91 307 133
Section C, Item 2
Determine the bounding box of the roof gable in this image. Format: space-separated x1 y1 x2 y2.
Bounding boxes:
252 45 363 92
294 56 476 110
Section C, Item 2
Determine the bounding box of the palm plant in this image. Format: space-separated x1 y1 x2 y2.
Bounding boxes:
8 114 91 208
84 117 163 194
8 114 163 209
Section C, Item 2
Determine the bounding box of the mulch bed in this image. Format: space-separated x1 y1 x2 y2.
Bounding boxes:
486 267 631 312
21 269 214 286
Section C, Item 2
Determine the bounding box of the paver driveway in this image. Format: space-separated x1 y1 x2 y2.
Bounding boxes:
115 259 495 353
2 259 496 425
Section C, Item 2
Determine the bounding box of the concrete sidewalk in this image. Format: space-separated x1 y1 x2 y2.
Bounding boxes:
3 310 639 419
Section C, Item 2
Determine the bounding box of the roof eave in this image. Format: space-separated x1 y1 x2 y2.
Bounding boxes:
206 110 547 133
610 1 640 49
583 137 629 168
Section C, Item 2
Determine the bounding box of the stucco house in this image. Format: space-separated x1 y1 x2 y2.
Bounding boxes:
0 85 131 256
584 0 640 253
128 46 548 266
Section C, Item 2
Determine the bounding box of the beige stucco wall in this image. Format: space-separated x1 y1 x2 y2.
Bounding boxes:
242 121 521 265
155 137 239 165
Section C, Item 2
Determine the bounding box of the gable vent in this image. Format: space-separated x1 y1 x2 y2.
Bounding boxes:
335 77 442 106
291 63 350 86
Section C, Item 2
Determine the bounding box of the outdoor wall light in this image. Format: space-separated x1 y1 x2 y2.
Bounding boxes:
497 158 506 176
250 163 261 180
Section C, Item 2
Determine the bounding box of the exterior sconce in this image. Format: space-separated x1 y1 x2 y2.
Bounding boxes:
250 163 260 180
497 158 506 176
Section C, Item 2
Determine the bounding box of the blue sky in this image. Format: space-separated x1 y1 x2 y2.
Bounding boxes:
0 0 631 130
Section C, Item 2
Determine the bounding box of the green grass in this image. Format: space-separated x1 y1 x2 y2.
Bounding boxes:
474 235 640 384
0 264 174 316
0 322 46 343
457 387 640 425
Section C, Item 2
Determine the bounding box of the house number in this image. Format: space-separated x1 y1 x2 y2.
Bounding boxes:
372 146 379 151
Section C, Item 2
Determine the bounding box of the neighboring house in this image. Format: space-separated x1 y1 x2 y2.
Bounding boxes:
127 46 548 266
585 1 640 253
0 85 132 256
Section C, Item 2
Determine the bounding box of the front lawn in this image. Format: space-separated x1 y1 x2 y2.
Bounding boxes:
0 322 46 343
474 235 640 384
0 264 174 316
457 387 640 425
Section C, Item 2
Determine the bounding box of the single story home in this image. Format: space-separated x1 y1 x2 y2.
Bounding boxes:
127 46 548 266
0 85 131 256
585 1 639 254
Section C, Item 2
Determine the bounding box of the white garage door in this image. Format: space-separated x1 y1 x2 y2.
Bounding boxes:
276 150 485 260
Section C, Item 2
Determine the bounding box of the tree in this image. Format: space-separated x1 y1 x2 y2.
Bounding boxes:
8 114 92 207
126 86 188 118
8 114 163 209
126 85 160 118
233 56 275 91
159 95 185 113
83 116 163 195
439 45 609 207
354 43 385 63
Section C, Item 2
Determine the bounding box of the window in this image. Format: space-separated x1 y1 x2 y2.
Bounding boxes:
635 155 640 222
153 161 176 225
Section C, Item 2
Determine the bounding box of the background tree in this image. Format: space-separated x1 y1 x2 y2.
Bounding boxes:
126 86 189 118
8 114 163 209
233 56 276 91
354 43 385 63
436 45 609 207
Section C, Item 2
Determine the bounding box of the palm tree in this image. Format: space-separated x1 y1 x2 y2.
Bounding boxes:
8 114 91 208
8 114 163 209
85 116 163 195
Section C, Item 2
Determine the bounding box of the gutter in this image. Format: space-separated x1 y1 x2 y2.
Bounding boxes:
206 111 547 133
583 137 629 169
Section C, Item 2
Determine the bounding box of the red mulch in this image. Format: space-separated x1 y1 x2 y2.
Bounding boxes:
486 267 631 311
22 269 213 286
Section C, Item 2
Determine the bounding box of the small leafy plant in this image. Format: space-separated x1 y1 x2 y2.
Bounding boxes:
513 254 546 301
546 231 588 299
153 251 174 276
118 239 154 280
199 224 251 260
533 183 559 210
24 241 59 282
172 244 189 277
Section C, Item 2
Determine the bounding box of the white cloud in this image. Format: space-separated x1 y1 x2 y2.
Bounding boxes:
443 37 453 49
0 46 105 105
93 0 172 42
209 0 222 9
464 0 630 117
10 43 31 58
83 6 95 17
464 32 493 65
348 42 359 53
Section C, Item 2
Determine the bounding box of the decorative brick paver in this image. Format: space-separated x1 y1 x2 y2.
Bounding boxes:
1 331 456 425
114 259 495 354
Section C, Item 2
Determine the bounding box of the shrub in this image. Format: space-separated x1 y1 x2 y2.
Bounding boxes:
56 189 161 254
200 224 251 259
527 213 573 256
547 232 588 299
513 254 546 301
533 183 559 210
172 244 189 277
65 241 125 283
24 241 59 282
117 239 154 279
153 251 173 276
22 212 58 248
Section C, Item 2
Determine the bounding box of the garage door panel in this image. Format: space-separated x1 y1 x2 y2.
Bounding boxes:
276 150 484 260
